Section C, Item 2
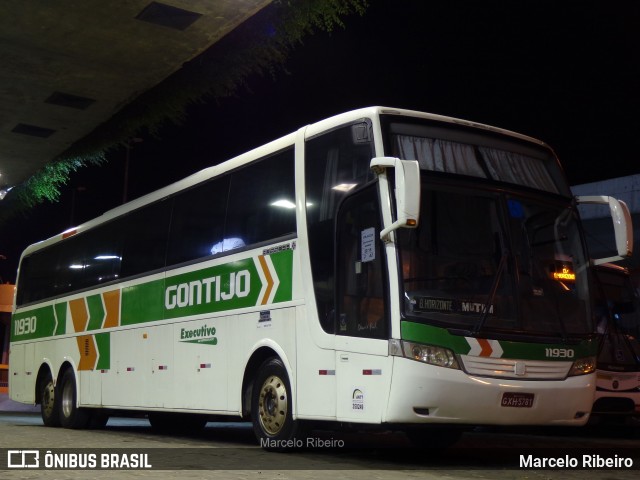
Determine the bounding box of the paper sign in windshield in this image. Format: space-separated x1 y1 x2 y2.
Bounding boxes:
413 296 495 315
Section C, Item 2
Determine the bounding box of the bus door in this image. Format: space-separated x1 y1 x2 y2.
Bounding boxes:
334 184 392 422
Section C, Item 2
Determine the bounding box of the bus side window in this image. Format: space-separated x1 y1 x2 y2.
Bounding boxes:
167 176 229 265
335 185 388 339
305 122 376 333
226 149 296 248
119 200 171 278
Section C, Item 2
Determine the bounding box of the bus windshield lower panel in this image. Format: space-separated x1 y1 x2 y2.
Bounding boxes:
398 183 592 339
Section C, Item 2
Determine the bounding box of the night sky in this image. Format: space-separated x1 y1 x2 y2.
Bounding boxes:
1 0 639 283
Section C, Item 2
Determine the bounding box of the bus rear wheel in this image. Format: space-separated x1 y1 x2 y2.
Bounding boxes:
251 358 303 449
39 372 60 427
58 369 90 429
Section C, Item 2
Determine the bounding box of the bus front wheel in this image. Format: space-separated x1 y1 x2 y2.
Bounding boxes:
251 358 303 449
39 372 60 427
58 369 90 429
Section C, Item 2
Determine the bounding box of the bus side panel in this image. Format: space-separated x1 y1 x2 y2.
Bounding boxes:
335 338 392 424
295 305 337 420
145 323 175 409
8 342 35 403
229 307 297 415
15 337 81 406
79 369 101 407
101 328 147 408
171 316 228 411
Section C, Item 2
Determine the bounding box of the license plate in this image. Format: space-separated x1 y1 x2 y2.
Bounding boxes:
501 392 534 408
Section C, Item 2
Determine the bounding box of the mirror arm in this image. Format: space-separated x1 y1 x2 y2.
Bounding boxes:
370 157 420 241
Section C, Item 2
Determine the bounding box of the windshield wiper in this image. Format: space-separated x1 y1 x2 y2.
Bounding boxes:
473 251 508 335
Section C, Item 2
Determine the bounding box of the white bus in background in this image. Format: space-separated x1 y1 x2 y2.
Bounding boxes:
591 263 640 423
9 107 634 448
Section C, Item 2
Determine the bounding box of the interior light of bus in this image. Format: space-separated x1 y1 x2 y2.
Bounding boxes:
401 341 459 369
553 272 576 281
69 264 84 270
406 219 417 227
270 199 296 209
568 356 597 376
552 266 575 281
94 255 121 260
210 237 246 255
332 183 357 192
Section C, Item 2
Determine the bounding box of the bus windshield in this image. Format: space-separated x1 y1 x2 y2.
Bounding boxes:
398 182 592 338
594 266 640 369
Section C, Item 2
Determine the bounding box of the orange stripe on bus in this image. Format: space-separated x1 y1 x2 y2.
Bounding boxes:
477 338 493 357
76 335 97 371
102 289 120 329
69 298 89 333
258 255 274 305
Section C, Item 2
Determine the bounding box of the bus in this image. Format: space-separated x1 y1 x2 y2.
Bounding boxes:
9 107 634 447
591 263 640 423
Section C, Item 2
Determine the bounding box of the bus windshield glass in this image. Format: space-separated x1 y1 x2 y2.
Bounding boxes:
381 116 570 196
594 267 640 368
383 117 591 339
397 185 592 337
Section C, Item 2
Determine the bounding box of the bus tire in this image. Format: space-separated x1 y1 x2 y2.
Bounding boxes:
58 369 90 429
251 358 303 449
39 371 60 427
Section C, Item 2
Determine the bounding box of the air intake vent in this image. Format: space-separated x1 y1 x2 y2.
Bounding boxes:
45 91 96 110
136 2 202 31
11 123 56 138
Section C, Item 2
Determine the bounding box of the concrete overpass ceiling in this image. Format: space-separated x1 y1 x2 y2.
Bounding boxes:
0 0 271 190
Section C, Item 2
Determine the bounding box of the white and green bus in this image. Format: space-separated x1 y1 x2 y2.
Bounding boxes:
591 263 640 422
9 107 633 447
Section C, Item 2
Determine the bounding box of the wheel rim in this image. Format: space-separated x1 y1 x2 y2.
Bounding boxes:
42 381 55 418
61 379 74 419
257 374 287 436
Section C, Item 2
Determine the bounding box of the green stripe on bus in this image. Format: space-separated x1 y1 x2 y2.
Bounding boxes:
95 332 110 370
86 294 105 331
271 250 293 303
54 302 66 336
401 321 598 360
11 305 56 341
498 337 597 359
121 280 165 325
401 322 470 354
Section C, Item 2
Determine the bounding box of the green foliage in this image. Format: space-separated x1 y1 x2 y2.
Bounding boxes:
6 0 368 217
17 153 106 207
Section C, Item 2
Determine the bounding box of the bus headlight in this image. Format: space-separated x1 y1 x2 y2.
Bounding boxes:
568 356 597 376
401 341 460 369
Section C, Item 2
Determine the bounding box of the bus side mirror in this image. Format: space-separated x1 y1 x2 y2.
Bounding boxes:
370 157 420 240
576 195 634 265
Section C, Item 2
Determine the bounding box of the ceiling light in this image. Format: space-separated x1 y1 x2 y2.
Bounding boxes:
332 183 357 192
271 199 296 209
